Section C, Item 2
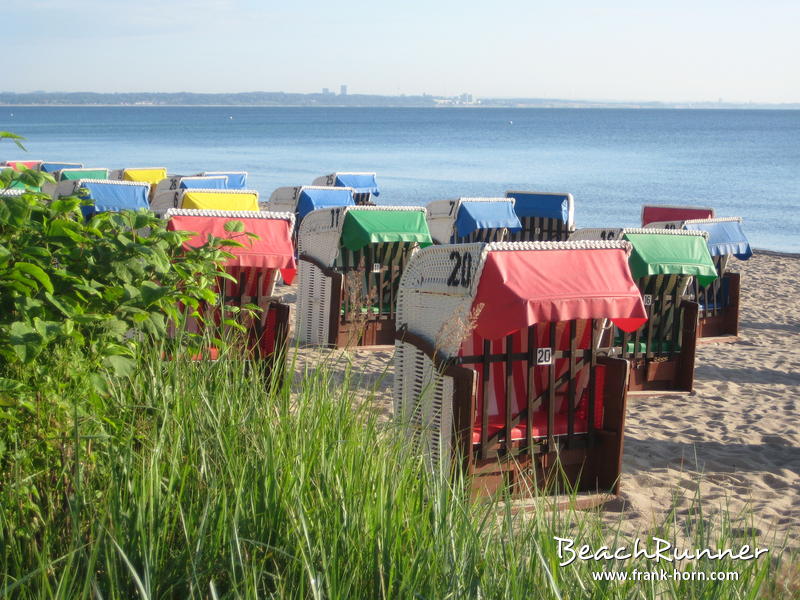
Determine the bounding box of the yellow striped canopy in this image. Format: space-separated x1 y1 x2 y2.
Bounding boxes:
180 191 259 211
122 168 168 185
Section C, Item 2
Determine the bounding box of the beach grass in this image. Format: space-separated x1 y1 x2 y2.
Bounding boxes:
0 345 794 599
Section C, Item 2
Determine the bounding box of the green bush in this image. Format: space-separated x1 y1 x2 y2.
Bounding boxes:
0 139 244 527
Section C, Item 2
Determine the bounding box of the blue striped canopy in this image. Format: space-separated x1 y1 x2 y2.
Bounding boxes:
297 187 355 219
41 162 83 173
79 181 149 218
204 171 247 189
684 220 752 260
506 191 570 222
335 173 379 196
180 177 228 190
454 200 522 238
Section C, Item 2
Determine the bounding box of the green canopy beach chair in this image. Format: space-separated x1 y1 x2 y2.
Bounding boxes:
571 227 717 393
296 206 432 347
646 217 752 342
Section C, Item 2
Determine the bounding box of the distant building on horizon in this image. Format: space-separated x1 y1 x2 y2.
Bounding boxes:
340 85 347 96
322 87 331 95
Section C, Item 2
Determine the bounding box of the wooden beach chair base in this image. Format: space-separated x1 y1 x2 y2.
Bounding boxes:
696 272 741 343
462 356 629 500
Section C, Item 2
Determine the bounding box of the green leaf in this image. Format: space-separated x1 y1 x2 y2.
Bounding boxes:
103 355 136 378
8 321 43 363
224 219 245 233
13 262 54 293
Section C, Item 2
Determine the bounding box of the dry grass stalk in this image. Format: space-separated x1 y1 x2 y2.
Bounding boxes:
434 301 485 357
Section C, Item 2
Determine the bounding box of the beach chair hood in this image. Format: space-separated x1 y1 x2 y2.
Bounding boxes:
165 209 297 284
506 191 574 227
180 189 259 211
297 187 355 219
333 172 379 196
454 199 522 238
340 209 432 251
683 218 752 261
60 168 109 181
397 241 647 355
641 205 714 226
41 162 82 173
202 171 247 189
179 176 228 190
571 228 719 287
3 160 42 170
78 179 150 216
622 229 718 286
122 167 168 186
472 242 647 339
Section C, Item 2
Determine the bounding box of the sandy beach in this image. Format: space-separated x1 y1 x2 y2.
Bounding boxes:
283 250 800 545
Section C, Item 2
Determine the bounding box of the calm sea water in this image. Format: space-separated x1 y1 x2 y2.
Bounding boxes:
2 106 798 252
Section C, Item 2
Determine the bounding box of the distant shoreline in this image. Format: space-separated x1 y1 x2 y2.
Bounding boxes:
3 104 799 110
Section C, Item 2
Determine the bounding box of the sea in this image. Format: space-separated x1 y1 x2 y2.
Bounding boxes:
2 106 798 252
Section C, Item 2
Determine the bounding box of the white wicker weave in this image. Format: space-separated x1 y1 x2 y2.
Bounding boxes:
296 205 428 345
645 216 743 230
393 240 634 472
0 189 25 197
426 197 515 244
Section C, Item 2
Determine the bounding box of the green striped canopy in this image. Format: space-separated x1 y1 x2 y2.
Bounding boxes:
624 232 718 287
341 210 432 251
60 169 109 181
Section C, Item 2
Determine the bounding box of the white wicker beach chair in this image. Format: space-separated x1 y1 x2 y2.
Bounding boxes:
426 197 522 244
645 217 751 341
394 240 646 498
570 227 716 393
296 205 431 347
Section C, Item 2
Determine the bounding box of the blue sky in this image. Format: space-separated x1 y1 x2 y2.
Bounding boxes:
3 0 798 102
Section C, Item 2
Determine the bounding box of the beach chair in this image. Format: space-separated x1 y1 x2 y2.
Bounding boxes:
57 179 150 218
202 171 248 189
641 205 714 226
165 209 296 372
296 206 432 347
426 198 522 244
505 191 575 241
646 217 752 342
151 176 230 213
268 185 356 244
571 228 717 393
393 241 646 498
312 172 379 205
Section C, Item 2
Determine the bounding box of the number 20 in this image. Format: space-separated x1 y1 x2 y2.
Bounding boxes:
447 251 472 287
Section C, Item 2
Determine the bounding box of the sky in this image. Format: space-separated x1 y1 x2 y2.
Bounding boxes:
3 0 799 103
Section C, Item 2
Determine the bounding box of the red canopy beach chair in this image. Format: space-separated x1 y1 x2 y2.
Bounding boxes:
394 241 646 498
641 204 714 226
165 209 296 371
